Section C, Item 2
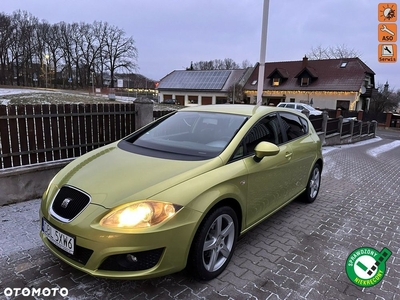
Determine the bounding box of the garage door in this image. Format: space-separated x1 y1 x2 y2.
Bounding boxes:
202 96 212 105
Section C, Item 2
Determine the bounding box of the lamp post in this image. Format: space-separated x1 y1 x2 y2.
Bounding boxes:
44 54 49 88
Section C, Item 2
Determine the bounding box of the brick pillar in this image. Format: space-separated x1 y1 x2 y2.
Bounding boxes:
135 97 154 130
385 112 392 128
357 110 363 121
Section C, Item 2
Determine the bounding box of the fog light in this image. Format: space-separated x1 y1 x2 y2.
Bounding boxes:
126 254 138 263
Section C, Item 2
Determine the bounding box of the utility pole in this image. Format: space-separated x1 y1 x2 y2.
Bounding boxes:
257 0 270 106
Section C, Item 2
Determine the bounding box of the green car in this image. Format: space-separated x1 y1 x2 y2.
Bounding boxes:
40 104 323 281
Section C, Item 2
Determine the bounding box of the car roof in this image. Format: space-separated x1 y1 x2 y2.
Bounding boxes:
180 104 306 118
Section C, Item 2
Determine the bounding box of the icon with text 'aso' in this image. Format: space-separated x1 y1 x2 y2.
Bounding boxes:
378 24 397 42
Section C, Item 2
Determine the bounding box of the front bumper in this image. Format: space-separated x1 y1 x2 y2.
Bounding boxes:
39 205 202 279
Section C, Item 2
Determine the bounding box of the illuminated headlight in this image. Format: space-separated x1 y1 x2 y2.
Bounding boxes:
100 201 182 229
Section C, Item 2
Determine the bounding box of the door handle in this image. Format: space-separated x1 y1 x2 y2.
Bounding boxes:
285 152 293 159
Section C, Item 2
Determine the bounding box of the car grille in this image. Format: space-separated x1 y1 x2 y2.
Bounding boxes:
50 185 91 222
99 248 164 271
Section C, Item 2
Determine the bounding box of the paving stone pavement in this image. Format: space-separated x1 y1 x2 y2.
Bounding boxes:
1 133 400 300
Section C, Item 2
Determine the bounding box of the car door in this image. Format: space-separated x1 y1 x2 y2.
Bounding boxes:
278 112 318 198
234 113 295 228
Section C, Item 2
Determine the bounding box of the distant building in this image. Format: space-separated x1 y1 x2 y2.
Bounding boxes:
243 56 376 110
157 68 253 105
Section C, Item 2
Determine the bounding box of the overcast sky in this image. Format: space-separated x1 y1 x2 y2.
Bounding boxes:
2 0 399 89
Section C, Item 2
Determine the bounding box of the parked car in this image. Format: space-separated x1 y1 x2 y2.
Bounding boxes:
277 102 322 116
163 99 177 104
40 105 323 281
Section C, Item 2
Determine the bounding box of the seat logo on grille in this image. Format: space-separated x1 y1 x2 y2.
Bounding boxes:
61 198 72 208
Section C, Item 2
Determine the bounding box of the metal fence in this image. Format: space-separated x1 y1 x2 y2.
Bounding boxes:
0 103 136 169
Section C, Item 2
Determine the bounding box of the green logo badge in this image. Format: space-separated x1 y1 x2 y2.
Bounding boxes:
346 247 392 287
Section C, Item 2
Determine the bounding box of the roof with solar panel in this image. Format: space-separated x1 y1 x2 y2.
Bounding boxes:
158 70 236 91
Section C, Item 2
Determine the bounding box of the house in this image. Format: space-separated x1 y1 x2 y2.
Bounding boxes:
157 68 253 105
243 56 376 111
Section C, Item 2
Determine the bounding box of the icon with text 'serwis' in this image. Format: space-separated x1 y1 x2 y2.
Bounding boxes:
378 24 397 42
378 3 397 22
378 44 397 62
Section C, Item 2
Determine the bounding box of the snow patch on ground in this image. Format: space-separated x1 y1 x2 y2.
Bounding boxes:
322 137 382 155
366 140 400 157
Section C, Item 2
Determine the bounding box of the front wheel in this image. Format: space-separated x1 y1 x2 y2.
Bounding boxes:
303 163 321 203
187 206 238 281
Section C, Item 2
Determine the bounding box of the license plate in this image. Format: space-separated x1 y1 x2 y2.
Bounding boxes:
42 218 75 255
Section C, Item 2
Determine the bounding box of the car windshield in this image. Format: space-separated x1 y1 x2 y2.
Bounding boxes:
123 111 247 160
303 104 317 111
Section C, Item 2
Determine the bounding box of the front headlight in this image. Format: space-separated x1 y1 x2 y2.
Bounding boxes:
100 201 182 229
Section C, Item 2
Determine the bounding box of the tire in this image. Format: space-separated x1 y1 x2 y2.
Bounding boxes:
188 206 238 281
303 163 321 203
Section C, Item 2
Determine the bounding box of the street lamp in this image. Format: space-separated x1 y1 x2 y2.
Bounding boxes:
44 54 49 88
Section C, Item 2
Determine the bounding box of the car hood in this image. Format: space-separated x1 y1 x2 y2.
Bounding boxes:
52 142 223 208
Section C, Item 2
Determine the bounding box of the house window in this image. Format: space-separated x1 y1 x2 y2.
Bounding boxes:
337 100 350 110
340 62 348 68
272 78 280 86
301 77 309 86
290 98 295 102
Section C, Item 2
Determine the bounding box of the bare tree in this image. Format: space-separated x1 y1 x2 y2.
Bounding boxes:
0 13 13 85
191 58 244 70
103 25 138 88
307 44 362 59
227 82 244 103
370 83 400 113
240 59 253 68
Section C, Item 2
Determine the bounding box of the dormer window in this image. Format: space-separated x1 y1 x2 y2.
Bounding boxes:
340 62 348 68
272 78 280 86
251 80 257 85
301 77 309 86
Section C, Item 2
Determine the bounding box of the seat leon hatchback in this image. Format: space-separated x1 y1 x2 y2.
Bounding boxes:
40 104 323 281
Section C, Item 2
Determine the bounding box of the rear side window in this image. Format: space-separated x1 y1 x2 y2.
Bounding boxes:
286 104 295 109
279 112 308 141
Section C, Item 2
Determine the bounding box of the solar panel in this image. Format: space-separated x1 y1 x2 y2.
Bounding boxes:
158 70 231 90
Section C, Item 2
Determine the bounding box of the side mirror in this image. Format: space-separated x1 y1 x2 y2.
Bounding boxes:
253 141 280 162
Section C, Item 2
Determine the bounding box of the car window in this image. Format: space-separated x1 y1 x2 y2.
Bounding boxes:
277 103 286 107
297 105 305 110
286 104 295 109
123 111 247 160
232 113 282 159
279 112 307 141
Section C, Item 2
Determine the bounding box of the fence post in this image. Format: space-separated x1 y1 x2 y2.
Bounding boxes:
320 111 329 145
338 115 344 137
135 97 154 130
349 119 355 140
302 109 310 118
371 120 377 137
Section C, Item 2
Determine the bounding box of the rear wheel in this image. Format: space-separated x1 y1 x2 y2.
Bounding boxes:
188 206 238 281
303 164 321 203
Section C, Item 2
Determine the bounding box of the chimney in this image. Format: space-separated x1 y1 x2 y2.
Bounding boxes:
302 55 308 68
